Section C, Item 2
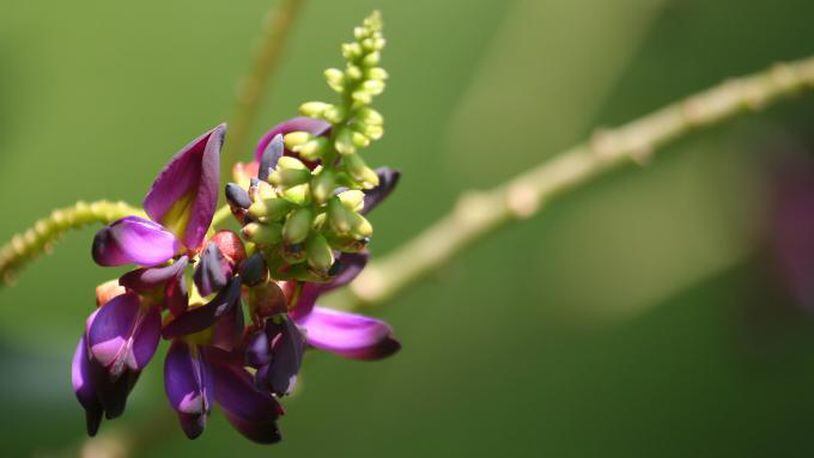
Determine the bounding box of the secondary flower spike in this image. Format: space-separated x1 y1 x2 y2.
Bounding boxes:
72 11 401 446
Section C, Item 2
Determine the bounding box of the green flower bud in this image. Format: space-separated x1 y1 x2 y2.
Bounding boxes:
300 101 331 118
350 212 373 238
357 107 383 126
367 67 389 81
321 105 347 124
362 79 385 96
343 153 380 188
242 222 283 247
351 90 373 105
327 197 353 234
337 189 365 212
282 183 311 206
362 51 381 66
324 68 345 92
334 128 356 156
293 137 329 162
325 232 370 253
306 234 334 276
248 197 292 221
269 156 311 188
351 131 370 148
346 65 363 80
310 169 336 205
283 207 314 244
284 131 313 150
342 42 363 60
353 26 368 40
362 123 384 140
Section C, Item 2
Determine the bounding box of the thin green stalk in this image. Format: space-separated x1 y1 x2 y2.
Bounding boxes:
0 200 143 287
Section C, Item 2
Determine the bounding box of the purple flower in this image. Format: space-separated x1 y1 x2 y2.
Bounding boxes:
93 124 225 267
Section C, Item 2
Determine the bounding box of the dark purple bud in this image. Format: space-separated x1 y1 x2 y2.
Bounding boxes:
86 293 161 377
162 277 242 338
209 355 284 444
255 316 305 397
225 183 252 210
240 253 267 287
258 134 284 182
164 340 213 440
361 167 400 215
194 243 229 297
97 368 141 420
119 256 188 292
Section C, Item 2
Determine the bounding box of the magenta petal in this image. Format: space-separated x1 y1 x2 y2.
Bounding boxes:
210 357 283 444
295 306 401 360
87 293 161 375
143 124 225 250
254 117 331 163
288 282 320 320
164 340 213 439
72 335 103 436
92 216 181 267
119 256 188 292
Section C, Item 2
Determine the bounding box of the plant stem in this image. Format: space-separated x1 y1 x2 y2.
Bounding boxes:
222 0 307 180
334 56 814 310
0 200 143 287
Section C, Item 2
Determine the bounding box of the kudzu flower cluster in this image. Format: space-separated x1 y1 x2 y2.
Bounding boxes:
73 12 400 445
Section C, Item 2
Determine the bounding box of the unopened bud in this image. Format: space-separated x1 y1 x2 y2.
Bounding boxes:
367 67 389 81
362 51 381 66
357 107 384 126
300 101 331 118
284 131 313 150
342 42 363 59
346 65 363 80
311 169 336 205
306 234 334 276
281 242 307 264
350 212 373 238
282 183 311 205
240 253 268 287
351 131 370 148
338 190 365 212
362 79 385 95
242 222 282 247
248 197 292 221
351 90 373 105
248 281 286 318
324 68 345 92
293 137 329 162
282 207 314 244
225 183 252 209
269 157 311 188
343 153 380 188
334 128 356 156
327 197 353 234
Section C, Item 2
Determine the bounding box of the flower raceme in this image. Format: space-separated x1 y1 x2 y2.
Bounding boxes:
72 11 399 445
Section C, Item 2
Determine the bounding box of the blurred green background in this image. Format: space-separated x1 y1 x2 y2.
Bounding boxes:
3 0 814 456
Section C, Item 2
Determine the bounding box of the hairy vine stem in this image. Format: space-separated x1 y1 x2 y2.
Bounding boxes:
0 201 142 286
222 0 307 182
334 56 814 310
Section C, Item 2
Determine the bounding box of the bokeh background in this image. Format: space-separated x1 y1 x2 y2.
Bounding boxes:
3 0 814 456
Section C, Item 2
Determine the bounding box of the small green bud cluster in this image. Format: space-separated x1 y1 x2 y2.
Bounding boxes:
233 12 387 284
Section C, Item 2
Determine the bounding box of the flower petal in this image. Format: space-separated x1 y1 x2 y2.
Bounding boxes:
119 256 188 292
162 277 242 339
92 216 181 267
86 293 161 375
255 317 305 396
361 167 401 215
164 340 213 439
143 124 225 250
254 117 331 166
72 335 103 436
258 134 284 182
193 243 229 297
322 251 369 293
210 356 284 444
295 306 400 360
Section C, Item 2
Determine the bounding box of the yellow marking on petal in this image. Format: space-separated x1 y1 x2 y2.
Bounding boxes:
161 192 196 243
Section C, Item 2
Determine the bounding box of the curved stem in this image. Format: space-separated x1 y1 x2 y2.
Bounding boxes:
335 56 814 310
222 0 307 180
0 200 143 287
